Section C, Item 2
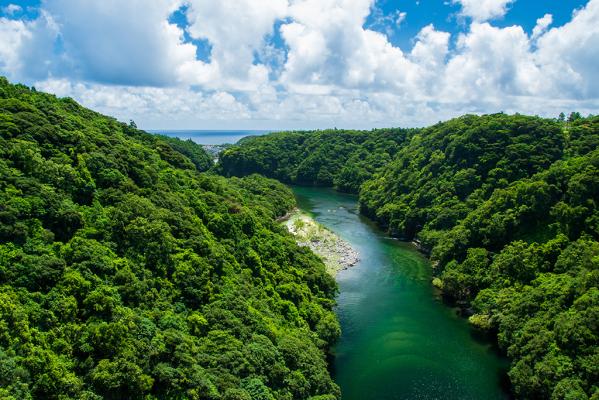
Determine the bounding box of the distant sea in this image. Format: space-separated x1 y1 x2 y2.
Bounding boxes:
147 130 271 145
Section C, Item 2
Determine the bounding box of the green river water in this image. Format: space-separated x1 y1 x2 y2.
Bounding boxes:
292 187 511 400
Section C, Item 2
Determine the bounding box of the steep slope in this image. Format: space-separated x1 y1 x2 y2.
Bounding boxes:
154 134 214 172
432 149 598 398
219 113 598 398
219 128 410 193
361 114 599 399
0 77 340 400
359 114 566 241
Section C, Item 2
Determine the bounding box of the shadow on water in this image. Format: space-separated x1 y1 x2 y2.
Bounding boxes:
292 186 511 400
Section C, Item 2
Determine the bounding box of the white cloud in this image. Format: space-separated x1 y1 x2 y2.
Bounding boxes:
367 4 407 36
0 11 59 81
280 0 418 93
532 13 552 40
410 24 450 95
536 0 599 98
452 0 515 22
1 0 598 129
35 78 250 127
42 0 196 86
0 18 31 79
442 22 545 103
396 11 407 26
184 0 287 91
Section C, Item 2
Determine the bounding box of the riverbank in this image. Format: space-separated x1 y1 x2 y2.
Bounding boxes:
283 208 359 276
291 186 510 400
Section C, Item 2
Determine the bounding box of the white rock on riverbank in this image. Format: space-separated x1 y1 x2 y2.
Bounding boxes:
283 209 359 276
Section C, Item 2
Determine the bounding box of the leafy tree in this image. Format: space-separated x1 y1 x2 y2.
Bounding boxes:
0 77 340 399
219 110 599 399
219 128 410 193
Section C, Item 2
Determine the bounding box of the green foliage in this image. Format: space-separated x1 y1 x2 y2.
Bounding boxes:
219 128 411 193
360 113 567 239
219 111 599 399
360 114 599 399
155 134 214 172
0 77 340 399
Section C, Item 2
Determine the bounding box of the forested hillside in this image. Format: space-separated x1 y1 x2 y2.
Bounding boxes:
361 114 598 399
0 77 341 400
434 149 598 398
360 114 566 240
219 128 410 192
154 134 214 172
220 113 599 399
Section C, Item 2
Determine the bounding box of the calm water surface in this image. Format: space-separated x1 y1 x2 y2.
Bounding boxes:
292 186 510 400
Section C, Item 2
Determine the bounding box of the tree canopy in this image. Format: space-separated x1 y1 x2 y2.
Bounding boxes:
220 112 599 399
0 77 340 400
219 128 411 193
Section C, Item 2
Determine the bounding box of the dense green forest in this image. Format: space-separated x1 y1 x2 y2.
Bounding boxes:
153 134 214 172
1 74 596 399
221 113 598 399
362 114 599 399
0 77 341 400
219 128 411 192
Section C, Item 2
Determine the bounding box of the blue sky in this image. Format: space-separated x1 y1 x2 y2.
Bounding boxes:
0 0 597 129
367 0 589 49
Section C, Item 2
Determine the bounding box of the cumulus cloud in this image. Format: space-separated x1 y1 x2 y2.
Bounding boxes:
409 25 450 95
532 14 553 40
367 4 407 36
280 0 420 94
0 11 59 81
44 0 197 86
442 22 544 103
0 0 199 86
536 0 599 98
0 18 31 79
452 0 515 21
184 0 287 90
0 0 598 129
35 78 251 127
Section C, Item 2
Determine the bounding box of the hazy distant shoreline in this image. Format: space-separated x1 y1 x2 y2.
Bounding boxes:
147 129 271 145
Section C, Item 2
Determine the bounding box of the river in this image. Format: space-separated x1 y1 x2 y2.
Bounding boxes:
292 186 510 400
